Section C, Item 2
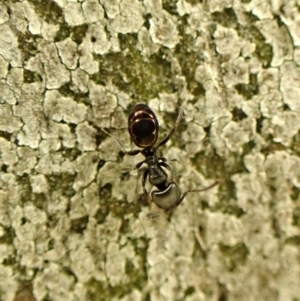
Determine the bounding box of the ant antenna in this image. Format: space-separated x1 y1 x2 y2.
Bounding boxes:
156 100 188 148
100 128 140 156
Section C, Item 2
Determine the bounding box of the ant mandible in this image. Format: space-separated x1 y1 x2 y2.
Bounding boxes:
101 101 219 212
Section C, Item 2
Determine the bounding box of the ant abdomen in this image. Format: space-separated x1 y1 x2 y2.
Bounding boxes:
151 182 181 210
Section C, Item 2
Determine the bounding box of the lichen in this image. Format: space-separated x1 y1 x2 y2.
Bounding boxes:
1 1 300 301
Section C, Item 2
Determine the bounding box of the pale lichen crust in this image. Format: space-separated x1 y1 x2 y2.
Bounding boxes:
0 1 299 301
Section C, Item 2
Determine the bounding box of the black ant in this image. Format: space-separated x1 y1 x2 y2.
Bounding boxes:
101 101 219 212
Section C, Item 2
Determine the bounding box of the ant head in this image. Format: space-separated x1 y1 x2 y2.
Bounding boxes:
128 103 159 148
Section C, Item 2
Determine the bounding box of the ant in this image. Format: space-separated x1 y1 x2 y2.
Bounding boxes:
101 101 219 213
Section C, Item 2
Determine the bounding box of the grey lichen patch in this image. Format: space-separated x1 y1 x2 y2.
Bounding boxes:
111 106 127 129
82 0 104 24
294 46 300 65
0 105 22 133
278 1 300 46
40 121 76 150
79 50 99 74
99 137 122 162
87 81 118 125
181 122 206 157
0 4 9 24
30 174 49 195
106 0 145 35
73 152 98 191
76 122 97 151
44 90 87 124
67 234 96 283
222 56 249 88
211 7 274 68
259 90 282 119
149 10 180 48
79 23 111 56
100 0 119 18
64 2 86 27
221 119 253 153
0 23 22 67
71 68 89 93
280 61 300 111
262 111 300 147
214 25 244 60
23 203 47 225
82 183 101 217
35 148 75 176
33 263 76 301
247 0 274 19
137 27 160 57
16 121 41 149
56 37 79 70
256 18 293 67
0 54 8 78
106 241 131 285
84 214 149 295
42 43 71 89
15 147 38 176
0 138 18 171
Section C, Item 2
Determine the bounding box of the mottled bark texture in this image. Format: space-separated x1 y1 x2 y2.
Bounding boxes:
0 0 299 301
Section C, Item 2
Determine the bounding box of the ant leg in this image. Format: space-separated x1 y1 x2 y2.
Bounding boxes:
158 157 167 162
101 128 140 156
147 212 160 220
135 160 145 169
156 100 188 148
177 181 219 206
142 169 149 199
159 157 179 164
159 161 171 171
159 161 179 185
